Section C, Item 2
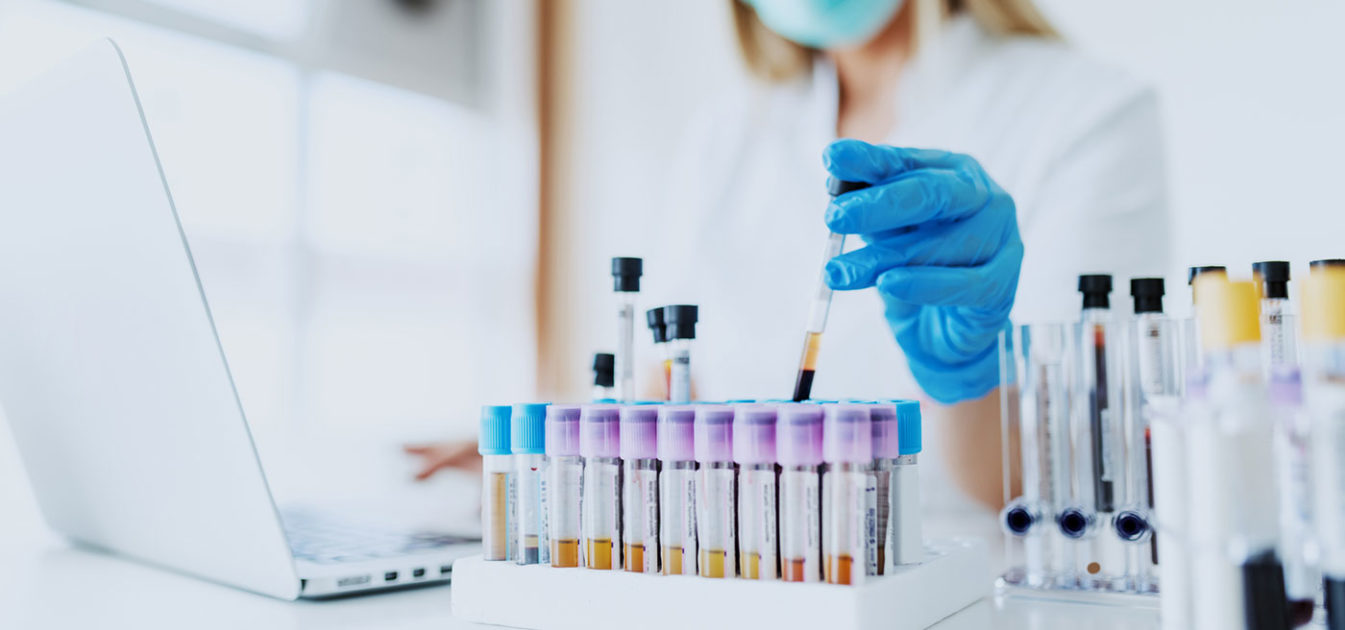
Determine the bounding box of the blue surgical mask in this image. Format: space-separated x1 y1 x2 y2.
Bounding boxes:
742 0 906 49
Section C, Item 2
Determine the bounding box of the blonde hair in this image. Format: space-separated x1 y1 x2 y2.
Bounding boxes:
731 0 1059 81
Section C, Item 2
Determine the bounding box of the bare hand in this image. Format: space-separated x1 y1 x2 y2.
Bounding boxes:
403 441 481 480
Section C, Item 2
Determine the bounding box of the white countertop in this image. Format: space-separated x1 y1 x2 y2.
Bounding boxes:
0 428 1161 630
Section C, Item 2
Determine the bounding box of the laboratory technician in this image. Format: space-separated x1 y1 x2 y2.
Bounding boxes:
640 0 1170 508
410 0 1171 509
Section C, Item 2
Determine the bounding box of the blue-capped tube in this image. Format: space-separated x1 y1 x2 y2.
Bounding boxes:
511 403 549 565
479 405 513 562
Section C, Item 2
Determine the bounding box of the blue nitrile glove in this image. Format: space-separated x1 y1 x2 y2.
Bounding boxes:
822 139 1023 404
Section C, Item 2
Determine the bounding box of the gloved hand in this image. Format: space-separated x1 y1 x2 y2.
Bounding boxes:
822 139 1023 404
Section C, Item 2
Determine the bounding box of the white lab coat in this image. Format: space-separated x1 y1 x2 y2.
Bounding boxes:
643 16 1170 508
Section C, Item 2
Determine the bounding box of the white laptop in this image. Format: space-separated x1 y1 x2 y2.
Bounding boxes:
0 40 478 600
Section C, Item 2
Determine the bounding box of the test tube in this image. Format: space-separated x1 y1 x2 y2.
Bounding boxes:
657 405 698 576
1303 260 1345 630
791 179 870 402
647 307 670 400
1188 276 1288 630
823 404 876 585
1185 265 1228 376
1254 261 1298 371
1004 324 1073 588
734 405 779 580
511 403 548 566
892 400 923 568
545 405 583 568
1269 369 1319 626
592 353 616 403
778 404 823 582
1124 279 1174 593
694 405 736 578
478 404 512 562
1079 275 1120 518
620 405 660 573
1076 276 1128 588
612 257 642 402
666 305 698 404
580 405 622 570
869 403 899 575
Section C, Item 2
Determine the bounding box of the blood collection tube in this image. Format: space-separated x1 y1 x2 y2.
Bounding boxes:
1079 276 1118 515
791 179 869 402
511 403 548 566
778 404 823 582
545 405 583 568
1004 324 1072 588
647 307 671 400
1269 369 1319 626
612 257 642 402
1254 261 1298 371
1188 276 1289 630
1303 260 1345 630
1076 274 1124 588
580 405 622 570
734 405 779 580
478 404 512 562
1115 279 1167 592
694 405 736 578
665 305 698 404
620 406 660 573
892 400 923 567
822 404 876 585
657 405 698 576
869 403 899 575
1186 265 1228 376
592 353 616 403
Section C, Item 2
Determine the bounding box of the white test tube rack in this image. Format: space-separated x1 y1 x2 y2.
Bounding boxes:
452 538 989 630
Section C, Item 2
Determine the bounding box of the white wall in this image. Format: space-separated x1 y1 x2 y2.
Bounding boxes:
1036 0 1345 311
550 1 1345 394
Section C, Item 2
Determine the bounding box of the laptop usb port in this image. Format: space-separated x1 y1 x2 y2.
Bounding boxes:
412 568 426 579
384 571 398 582
439 565 452 576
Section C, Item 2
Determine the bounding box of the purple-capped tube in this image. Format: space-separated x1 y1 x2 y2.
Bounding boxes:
620 406 660 574
546 405 583 567
580 405 621 570
822 404 875 585
868 403 900 576
658 405 698 576
778 404 824 582
734 404 779 580
695 405 736 578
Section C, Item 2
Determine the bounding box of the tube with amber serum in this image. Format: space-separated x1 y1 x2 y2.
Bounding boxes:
545 405 583 568
478 405 512 561
823 404 876 585
735 405 779 580
511 403 548 565
657 405 698 576
695 405 736 578
580 405 622 570
620 405 660 573
778 404 824 582
791 179 870 402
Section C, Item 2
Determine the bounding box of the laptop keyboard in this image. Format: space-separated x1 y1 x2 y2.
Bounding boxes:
283 510 476 565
